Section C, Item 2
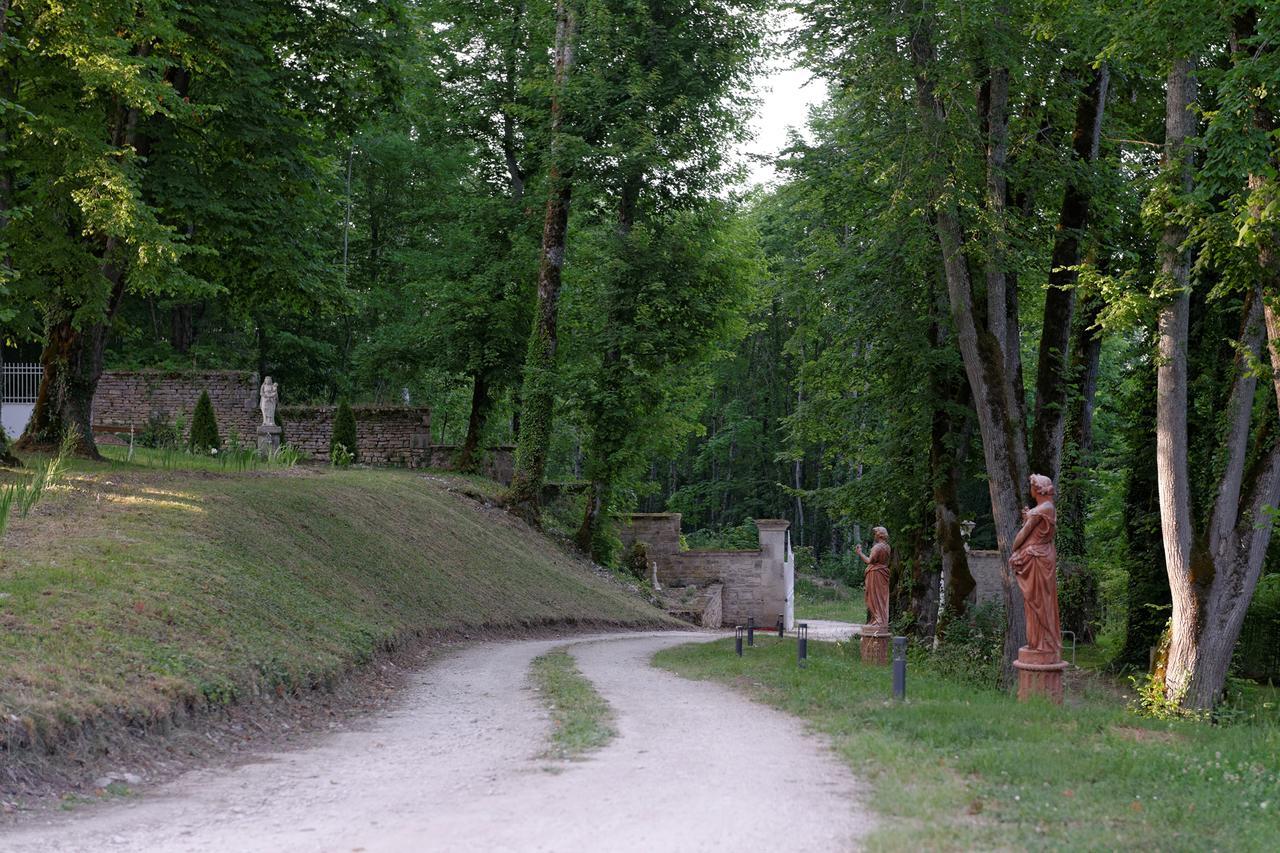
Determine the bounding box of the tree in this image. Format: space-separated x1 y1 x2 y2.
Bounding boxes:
331 400 358 463
1149 5 1280 710
505 0 579 520
188 391 221 453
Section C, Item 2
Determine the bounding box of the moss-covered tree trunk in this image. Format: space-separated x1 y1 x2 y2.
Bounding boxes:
506 0 577 523
17 306 119 459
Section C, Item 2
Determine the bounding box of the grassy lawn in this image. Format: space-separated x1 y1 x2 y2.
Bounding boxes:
655 638 1280 852
795 576 866 623
0 460 667 760
531 649 615 760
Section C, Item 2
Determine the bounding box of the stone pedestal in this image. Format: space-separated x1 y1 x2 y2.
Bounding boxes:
1013 646 1067 703
860 629 890 666
256 424 282 457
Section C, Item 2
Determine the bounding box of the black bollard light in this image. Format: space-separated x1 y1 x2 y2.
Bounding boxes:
797 623 809 668
776 614 785 639
735 625 744 656
747 616 755 647
892 636 907 700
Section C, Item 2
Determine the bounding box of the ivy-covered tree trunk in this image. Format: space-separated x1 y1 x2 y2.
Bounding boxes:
506 0 577 522
18 279 124 459
1029 64 1109 484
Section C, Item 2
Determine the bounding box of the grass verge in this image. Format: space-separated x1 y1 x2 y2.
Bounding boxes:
531 649 615 760
795 575 866 623
0 461 667 791
654 638 1280 852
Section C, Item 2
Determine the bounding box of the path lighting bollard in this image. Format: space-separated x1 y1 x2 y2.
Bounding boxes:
892 636 908 700
735 626 744 657
797 623 809 668
747 617 755 647
777 615 785 638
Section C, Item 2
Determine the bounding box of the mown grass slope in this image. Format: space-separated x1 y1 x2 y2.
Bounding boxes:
0 464 666 751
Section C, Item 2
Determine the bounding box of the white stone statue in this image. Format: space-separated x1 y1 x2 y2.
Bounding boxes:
259 376 278 426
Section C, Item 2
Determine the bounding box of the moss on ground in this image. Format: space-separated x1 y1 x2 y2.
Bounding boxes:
655 638 1280 852
0 462 665 752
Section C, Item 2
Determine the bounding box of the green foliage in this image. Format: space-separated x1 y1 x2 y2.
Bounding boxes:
684 518 758 551
331 400 358 464
930 602 1007 688
135 415 183 450
188 391 221 453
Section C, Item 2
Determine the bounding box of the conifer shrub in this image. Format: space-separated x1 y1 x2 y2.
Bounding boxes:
330 400 358 465
188 391 221 453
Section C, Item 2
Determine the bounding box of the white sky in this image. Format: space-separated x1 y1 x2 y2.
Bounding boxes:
736 30 826 189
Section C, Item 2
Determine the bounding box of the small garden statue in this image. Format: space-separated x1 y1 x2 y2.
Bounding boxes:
256 376 282 457
259 376 279 426
1010 473 1067 702
856 526 892 665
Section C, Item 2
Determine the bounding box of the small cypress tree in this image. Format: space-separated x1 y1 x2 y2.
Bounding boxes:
189 390 221 453
330 399 358 463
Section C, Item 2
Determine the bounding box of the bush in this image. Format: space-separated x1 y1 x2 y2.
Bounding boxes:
330 400 357 464
818 551 864 588
188 390 221 453
927 601 1005 687
622 541 649 581
138 413 183 449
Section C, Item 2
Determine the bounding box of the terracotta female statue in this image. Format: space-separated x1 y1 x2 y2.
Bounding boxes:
856 527 891 630
1010 474 1061 656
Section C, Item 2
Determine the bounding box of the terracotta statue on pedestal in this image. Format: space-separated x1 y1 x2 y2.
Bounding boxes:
1010 473 1067 702
856 527 891 631
1010 474 1061 656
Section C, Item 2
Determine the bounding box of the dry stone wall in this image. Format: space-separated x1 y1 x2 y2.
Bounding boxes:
620 513 789 628
91 370 514 482
92 370 259 440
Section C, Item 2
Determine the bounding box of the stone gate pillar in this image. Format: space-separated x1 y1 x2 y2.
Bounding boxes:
756 519 792 631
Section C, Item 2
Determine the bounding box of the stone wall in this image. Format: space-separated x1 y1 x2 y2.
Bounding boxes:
92 370 260 440
967 549 1004 605
91 370 515 482
620 513 791 628
278 404 432 465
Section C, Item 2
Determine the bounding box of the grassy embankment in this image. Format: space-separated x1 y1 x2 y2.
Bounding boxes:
656 638 1279 852
530 649 615 760
0 458 667 760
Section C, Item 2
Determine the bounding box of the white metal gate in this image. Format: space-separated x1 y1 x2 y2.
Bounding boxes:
1 362 40 438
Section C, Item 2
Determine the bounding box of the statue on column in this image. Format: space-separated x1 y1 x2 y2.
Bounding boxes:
856 526 891 630
259 376 279 426
1010 473 1067 701
1010 474 1061 656
256 376 281 456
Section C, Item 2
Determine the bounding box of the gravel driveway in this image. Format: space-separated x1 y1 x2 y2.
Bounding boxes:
3 632 869 852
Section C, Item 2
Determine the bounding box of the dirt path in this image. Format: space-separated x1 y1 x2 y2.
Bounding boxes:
3 632 869 852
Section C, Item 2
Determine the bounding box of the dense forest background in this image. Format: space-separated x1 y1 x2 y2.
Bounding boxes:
2 0 1279 710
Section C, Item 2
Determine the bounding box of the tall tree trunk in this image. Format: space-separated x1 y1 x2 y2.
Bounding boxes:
1155 55 1201 706
456 371 490 472
928 286 974 624
909 5 1028 678
506 0 577 522
1030 65 1110 484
